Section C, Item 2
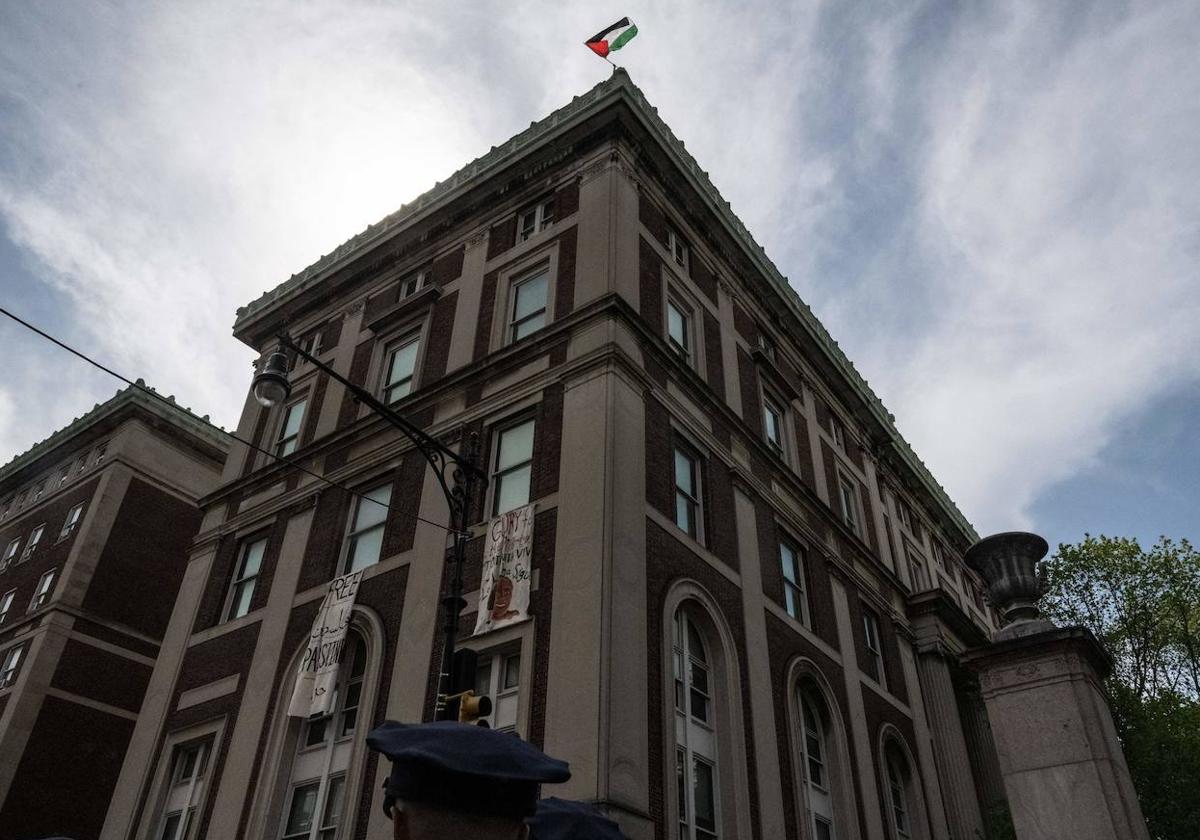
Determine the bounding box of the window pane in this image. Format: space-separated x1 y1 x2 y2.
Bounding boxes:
346 526 384 573
474 660 493 698
354 485 391 532
765 404 781 445
668 303 688 351
387 340 419 393
675 493 694 535
784 587 799 620
687 621 707 663
814 817 833 840
676 749 687 823
674 449 694 494
503 654 521 689
692 759 717 830
284 783 319 837
781 544 797 583
513 313 545 340
322 775 346 828
513 271 548 321
493 465 532 515
497 421 535 471
305 716 328 748
229 580 254 620
283 400 306 438
241 539 266 578
158 812 181 840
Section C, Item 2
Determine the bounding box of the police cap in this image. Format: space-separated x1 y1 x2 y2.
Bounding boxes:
527 797 630 840
366 720 571 820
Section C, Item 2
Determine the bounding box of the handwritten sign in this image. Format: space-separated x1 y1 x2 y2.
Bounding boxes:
474 503 534 635
288 569 364 718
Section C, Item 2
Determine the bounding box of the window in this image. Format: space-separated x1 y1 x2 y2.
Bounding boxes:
757 332 776 362
286 633 365 840
157 808 193 840
780 540 808 625
15 490 27 509
906 545 929 592
19 524 44 562
57 468 69 488
0 643 25 688
517 198 555 242
94 443 108 465
343 485 391 573
673 609 719 840
475 649 521 733
1 538 19 569
75 457 86 475
29 569 56 611
837 474 860 535
225 537 267 621
490 419 535 517
798 686 838 838
292 332 323 370
60 502 84 539
0 498 10 519
862 609 885 686
172 742 209 785
399 268 427 299
885 746 913 839
301 634 366 748
673 443 703 541
382 334 420 404
666 298 693 363
830 417 846 452
0 590 14 623
275 398 307 457
508 265 549 342
897 499 913 531
667 227 689 271
32 482 45 502
763 398 785 456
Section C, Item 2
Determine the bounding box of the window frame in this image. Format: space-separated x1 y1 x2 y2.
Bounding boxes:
224 535 268 622
59 502 85 540
862 609 886 688
779 538 809 627
488 415 537 518
274 397 308 458
836 471 861 536
829 416 846 452
474 646 523 733
0 642 26 688
380 331 423 405
763 393 787 459
666 295 694 365
398 267 428 300
507 262 551 344
516 196 556 243
1 538 20 569
20 524 45 563
666 226 690 272
341 484 392 575
29 568 56 612
672 438 704 544
0 589 14 623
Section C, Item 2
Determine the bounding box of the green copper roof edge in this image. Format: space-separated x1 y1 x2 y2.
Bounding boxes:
0 384 233 486
232 68 978 544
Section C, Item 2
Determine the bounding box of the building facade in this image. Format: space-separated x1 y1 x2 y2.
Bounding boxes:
103 71 1009 840
0 385 229 840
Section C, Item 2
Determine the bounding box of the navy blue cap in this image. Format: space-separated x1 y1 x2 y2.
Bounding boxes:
528 797 629 840
366 721 571 820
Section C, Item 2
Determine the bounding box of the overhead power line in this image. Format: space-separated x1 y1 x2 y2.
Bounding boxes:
0 306 455 535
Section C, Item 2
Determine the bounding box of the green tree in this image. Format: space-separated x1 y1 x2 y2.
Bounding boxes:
1041 535 1200 840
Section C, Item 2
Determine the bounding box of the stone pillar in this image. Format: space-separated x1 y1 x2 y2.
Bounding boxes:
963 532 1149 840
915 649 985 840
963 629 1148 840
957 682 1010 835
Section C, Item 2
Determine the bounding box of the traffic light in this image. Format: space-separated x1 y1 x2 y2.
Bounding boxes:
436 649 493 724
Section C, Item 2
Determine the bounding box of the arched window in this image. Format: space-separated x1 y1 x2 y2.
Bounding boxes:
789 666 859 840
674 608 719 840
879 733 927 840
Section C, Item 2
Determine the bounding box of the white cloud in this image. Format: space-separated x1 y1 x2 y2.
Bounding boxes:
0 1 1196 542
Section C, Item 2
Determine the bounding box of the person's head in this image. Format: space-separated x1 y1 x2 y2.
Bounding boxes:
366 721 570 839
390 799 527 840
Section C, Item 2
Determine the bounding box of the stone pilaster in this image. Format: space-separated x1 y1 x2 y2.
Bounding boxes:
915 649 985 840
957 682 1010 837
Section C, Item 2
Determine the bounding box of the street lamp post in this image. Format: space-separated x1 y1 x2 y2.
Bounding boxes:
252 339 487 721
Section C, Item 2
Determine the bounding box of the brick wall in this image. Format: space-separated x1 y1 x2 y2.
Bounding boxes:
0 696 135 840
639 236 663 338
84 478 202 638
703 310 725 401
50 638 152 712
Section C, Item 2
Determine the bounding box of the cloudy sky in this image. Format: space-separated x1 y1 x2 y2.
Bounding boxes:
1 1 1197 549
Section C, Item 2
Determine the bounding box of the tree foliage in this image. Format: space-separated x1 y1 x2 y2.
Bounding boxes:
1041 535 1200 840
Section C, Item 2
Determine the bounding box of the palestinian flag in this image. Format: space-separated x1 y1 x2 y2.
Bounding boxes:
585 17 638 59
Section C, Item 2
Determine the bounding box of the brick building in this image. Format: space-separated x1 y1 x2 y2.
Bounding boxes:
103 70 1010 840
0 385 229 840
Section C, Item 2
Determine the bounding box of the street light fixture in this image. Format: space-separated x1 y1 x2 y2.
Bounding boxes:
252 335 487 720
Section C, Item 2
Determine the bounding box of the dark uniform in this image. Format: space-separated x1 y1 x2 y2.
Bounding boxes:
527 797 630 840
366 720 570 834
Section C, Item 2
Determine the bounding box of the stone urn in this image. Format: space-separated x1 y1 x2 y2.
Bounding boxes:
964 531 1055 640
